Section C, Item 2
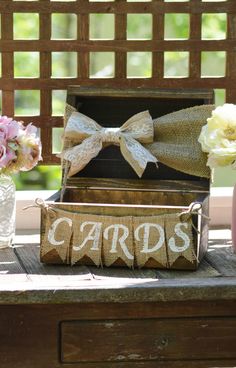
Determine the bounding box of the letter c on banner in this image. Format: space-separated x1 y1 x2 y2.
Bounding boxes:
48 217 72 246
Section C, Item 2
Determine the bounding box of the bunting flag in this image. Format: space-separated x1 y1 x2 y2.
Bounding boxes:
71 213 102 266
39 201 201 268
41 208 73 264
164 213 196 266
133 215 168 268
102 216 134 268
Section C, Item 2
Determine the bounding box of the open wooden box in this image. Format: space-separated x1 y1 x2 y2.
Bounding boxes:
40 87 214 270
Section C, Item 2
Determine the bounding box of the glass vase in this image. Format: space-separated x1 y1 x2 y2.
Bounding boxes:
0 174 16 249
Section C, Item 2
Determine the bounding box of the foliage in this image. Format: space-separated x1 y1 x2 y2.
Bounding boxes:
14 165 61 190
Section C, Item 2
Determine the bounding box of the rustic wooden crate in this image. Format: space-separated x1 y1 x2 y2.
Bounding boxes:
40 87 214 270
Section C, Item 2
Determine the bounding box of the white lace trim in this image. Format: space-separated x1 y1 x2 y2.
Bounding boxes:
61 110 157 177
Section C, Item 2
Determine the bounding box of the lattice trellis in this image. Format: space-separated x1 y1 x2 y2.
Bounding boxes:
0 0 235 164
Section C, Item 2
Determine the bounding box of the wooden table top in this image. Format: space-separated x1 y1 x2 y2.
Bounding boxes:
0 228 235 305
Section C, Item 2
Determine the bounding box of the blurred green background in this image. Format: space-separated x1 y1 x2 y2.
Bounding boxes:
3 11 236 189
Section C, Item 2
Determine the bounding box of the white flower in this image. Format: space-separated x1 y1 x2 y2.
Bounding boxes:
198 104 236 169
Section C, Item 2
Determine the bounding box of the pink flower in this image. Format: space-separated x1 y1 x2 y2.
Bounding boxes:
24 123 37 136
0 116 41 174
7 120 21 140
0 117 20 141
0 116 13 125
0 141 16 169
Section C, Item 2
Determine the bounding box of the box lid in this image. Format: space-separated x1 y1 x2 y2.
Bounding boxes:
63 87 213 190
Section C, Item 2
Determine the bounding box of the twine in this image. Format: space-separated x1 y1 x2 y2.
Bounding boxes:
23 198 57 220
179 202 210 234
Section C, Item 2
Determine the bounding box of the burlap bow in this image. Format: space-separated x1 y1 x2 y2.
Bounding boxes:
60 104 214 179
59 110 158 177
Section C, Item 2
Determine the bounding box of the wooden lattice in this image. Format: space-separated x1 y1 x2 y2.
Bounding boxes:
0 0 235 164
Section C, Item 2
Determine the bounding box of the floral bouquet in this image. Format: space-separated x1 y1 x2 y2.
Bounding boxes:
198 104 236 170
199 103 236 250
0 116 42 174
0 116 42 248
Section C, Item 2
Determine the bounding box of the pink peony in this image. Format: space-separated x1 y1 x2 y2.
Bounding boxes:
0 141 16 169
0 117 20 141
7 120 21 140
0 116 42 174
24 123 37 136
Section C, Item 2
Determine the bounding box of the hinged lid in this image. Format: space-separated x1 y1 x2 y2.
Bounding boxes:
63 87 214 192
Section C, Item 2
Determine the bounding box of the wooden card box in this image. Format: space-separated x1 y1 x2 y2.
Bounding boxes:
40 87 214 270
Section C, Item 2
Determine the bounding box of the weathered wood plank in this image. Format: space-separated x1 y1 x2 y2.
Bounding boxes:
0 302 236 368
0 246 28 285
0 228 232 304
90 266 158 280
1 3 14 118
1 38 230 52
0 77 234 91
67 86 214 100
14 244 93 284
206 232 236 276
0 247 25 274
63 187 199 206
65 178 209 192
0 0 235 13
157 258 221 279
206 228 233 274
115 1 126 79
1 276 236 304
206 244 236 278
61 317 236 362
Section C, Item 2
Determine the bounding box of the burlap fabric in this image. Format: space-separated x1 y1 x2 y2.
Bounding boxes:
146 105 213 178
164 213 196 266
41 207 73 264
133 216 168 268
102 216 134 267
61 104 213 180
71 213 102 266
39 201 201 268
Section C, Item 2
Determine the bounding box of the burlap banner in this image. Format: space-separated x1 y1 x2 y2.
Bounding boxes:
133 216 168 268
71 213 102 266
102 216 134 268
41 207 73 264
40 201 201 268
164 213 196 266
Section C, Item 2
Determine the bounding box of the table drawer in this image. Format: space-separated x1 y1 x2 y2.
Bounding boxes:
60 317 236 363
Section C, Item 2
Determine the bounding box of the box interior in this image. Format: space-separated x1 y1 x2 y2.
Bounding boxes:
62 187 207 207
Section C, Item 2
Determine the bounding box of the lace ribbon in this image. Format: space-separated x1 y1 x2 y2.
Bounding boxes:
58 110 158 178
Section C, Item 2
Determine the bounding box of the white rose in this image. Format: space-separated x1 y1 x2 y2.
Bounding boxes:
198 104 236 169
